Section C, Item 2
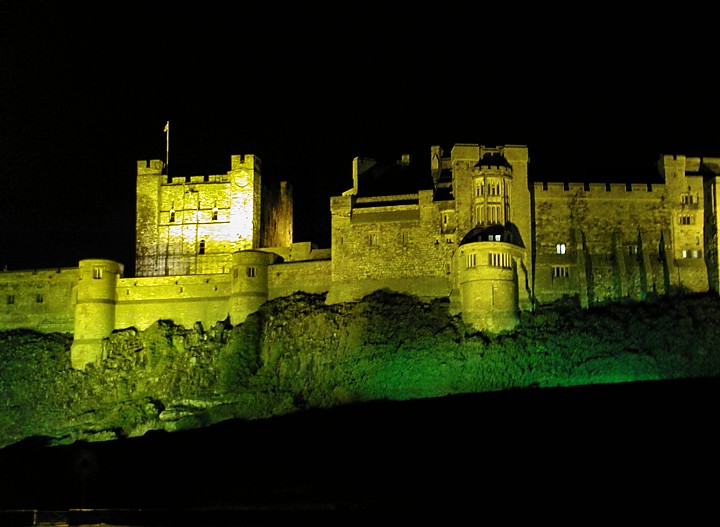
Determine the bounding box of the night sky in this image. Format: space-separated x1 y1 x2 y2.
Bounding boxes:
1 3 718 274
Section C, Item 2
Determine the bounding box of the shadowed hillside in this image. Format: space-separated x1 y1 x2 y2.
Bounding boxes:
2 290 720 453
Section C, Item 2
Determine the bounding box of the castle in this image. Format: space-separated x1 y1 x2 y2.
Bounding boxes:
2 143 720 370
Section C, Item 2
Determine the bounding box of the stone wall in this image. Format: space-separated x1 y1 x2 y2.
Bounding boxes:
327 191 453 303
0 267 77 333
115 274 232 332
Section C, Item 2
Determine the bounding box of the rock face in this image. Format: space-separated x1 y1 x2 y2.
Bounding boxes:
2 290 720 449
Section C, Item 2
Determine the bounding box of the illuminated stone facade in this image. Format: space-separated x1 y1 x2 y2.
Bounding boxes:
2 144 720 370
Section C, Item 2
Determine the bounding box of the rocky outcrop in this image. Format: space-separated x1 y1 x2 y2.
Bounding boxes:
2 290 720 449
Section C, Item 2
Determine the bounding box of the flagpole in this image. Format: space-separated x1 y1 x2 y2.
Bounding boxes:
164 121 170 175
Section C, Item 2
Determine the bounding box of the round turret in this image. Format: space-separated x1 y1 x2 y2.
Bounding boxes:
454 237 522 333
229 250 275 325
71 259 123 369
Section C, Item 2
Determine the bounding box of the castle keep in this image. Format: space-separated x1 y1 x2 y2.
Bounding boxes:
2 143 720 369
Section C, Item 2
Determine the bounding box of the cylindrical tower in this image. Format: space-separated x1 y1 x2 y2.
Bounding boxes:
229 250 275 325
70 259 123 369
454 228 523 333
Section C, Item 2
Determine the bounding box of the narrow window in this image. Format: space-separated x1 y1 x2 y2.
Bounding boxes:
370 233 379 246
466 253 476 268
443 213 448 225
682 249 689 258
552 266 570 278
36 294 43 303
93 267 103 279
679 215 692 225
401 232 409 246
198 240 206 255
233 268 239 278
494 234 501 242
247 267 256 277
169 210 176 223
212 207 218 221
556 243 567 255
6 294 14 305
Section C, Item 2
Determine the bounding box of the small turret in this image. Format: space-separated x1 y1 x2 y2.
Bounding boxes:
228 250 275 324
70 259 123 369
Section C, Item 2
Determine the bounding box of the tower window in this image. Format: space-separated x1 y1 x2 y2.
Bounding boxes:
552 266 570 278
466 253 476 268
6 294 14 305
247 267 256 277
36 294 43 303
370 233 379 246
679 215 692 225
198 240 206 255
212 207 218 221
93 267 103 279
169 210 176 222
556 243 567 255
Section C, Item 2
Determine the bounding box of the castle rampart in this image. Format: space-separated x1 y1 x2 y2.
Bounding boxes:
4 143 720 370
0 267 77 334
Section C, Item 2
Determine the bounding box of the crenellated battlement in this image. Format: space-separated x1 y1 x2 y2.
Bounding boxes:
3 141 720 371
534 181 662 197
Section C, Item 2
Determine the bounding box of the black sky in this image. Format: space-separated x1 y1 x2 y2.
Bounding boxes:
1 2 718 273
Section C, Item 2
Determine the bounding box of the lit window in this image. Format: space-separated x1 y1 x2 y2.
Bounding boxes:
494 234 501 242
682 249 689 258
693 250 702 258
247 267 256 277
467 253 476 268
556 243 566 255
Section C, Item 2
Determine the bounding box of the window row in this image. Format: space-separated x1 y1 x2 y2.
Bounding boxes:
168 207 221 223
6 294 44 305
681 249 703 259
475 179 507 197
465 252 512 269
232 267 257 278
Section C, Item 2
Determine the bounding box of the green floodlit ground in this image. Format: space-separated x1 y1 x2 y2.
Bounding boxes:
1 289 720 449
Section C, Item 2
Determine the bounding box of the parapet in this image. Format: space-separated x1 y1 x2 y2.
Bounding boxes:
137 160 165 175
230 154 260 171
